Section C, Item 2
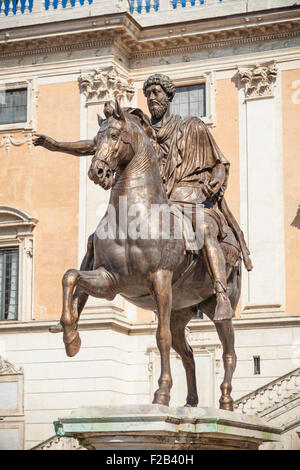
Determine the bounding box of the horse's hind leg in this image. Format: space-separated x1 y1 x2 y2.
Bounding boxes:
198 262 240 410
200 297 236 411
61 267 117 357
150 269 173 406
170 307 198 407
215 320 236 411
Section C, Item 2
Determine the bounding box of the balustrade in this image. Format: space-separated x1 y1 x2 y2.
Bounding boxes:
0 0 32 15
0 0 226 16
0 0 92 15
234 368 300 416
129 0 158 14
129 0 223 14
171 0 223 9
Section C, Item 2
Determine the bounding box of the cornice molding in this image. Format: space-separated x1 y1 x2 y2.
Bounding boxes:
0 314 300 335
0 12 299 64
129 29 300 61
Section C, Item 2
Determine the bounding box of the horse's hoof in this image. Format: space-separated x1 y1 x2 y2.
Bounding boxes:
219 398 233 411
49 322 63 333
64 333 81 357
184 402 198 408
152 391 170 407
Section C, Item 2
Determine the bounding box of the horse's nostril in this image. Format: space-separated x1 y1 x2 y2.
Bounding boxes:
98 168 104 175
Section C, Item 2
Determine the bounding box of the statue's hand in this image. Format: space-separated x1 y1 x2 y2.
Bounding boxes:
202 179 222 198
33 134 58 152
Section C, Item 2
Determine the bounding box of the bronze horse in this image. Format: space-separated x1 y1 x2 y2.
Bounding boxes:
60 101 241 411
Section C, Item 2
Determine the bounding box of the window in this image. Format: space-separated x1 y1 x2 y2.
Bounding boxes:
0 79 37 132
171 84 206 119
253 355 261 375
0 207 38 323
0 89 27 125
0 248 19 321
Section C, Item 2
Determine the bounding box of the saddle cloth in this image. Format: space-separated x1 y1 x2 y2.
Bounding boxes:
170 202 241 268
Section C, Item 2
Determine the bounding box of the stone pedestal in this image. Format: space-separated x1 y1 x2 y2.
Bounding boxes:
54 405 281 450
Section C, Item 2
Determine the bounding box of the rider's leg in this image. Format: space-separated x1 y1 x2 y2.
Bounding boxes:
49 233 95 333
201 218 233 322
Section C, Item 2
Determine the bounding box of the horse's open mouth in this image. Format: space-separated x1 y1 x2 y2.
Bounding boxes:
96 167 115 190
88 161 116 190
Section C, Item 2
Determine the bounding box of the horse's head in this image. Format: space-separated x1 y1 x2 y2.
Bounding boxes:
88 100 154 190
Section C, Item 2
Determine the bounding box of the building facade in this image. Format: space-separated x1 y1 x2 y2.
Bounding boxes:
0 0 300 449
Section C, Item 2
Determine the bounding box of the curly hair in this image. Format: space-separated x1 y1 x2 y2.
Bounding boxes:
143 74 176 102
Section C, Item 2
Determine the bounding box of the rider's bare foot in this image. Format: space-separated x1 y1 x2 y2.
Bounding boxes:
64 333 81 357
49 322 63 333
214 292 233 322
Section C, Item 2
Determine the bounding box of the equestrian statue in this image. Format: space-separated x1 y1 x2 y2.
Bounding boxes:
33 74 252 411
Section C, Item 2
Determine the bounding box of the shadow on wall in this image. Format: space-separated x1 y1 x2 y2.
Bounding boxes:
291 205 300 230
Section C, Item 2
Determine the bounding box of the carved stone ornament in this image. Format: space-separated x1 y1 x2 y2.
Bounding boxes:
0 356 23 375
0 133 33 152
78 66 135 105
238 62 278 100
32 435 88 450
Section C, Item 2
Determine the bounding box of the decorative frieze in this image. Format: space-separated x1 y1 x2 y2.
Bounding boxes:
78 65 134 104
0 133 33 152
238 62 278 100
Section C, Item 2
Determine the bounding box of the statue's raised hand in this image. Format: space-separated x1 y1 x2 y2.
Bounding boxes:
33 134 58 152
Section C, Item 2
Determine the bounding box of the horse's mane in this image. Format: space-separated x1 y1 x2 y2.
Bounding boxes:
124 107 156 141
100 104 156 142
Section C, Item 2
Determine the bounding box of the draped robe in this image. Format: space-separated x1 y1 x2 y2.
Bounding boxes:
152 114 252 271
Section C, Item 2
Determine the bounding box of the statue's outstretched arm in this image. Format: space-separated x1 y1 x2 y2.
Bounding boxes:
33 134 96 157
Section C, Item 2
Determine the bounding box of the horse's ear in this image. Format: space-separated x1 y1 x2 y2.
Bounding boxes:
104 102 114 119
97 114 104 127
114 99 125 121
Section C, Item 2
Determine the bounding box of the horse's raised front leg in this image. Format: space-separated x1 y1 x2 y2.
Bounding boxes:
170 308 198 407
150 269 173 406
214 320 236 411
50 234 94 334
61 266 118 357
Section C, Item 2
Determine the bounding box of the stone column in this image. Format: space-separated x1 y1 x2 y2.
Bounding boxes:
238 62 285 316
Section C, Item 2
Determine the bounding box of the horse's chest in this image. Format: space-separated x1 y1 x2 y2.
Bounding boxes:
93 216 163 279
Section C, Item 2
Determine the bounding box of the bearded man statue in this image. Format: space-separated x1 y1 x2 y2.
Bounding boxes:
142 74 252 322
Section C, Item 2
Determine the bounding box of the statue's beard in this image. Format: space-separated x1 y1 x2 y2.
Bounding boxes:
149 98 169 120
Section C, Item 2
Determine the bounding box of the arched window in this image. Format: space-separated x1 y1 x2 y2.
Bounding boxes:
0 207 38 322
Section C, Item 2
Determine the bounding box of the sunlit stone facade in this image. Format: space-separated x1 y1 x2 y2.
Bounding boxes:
0 0 300 449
